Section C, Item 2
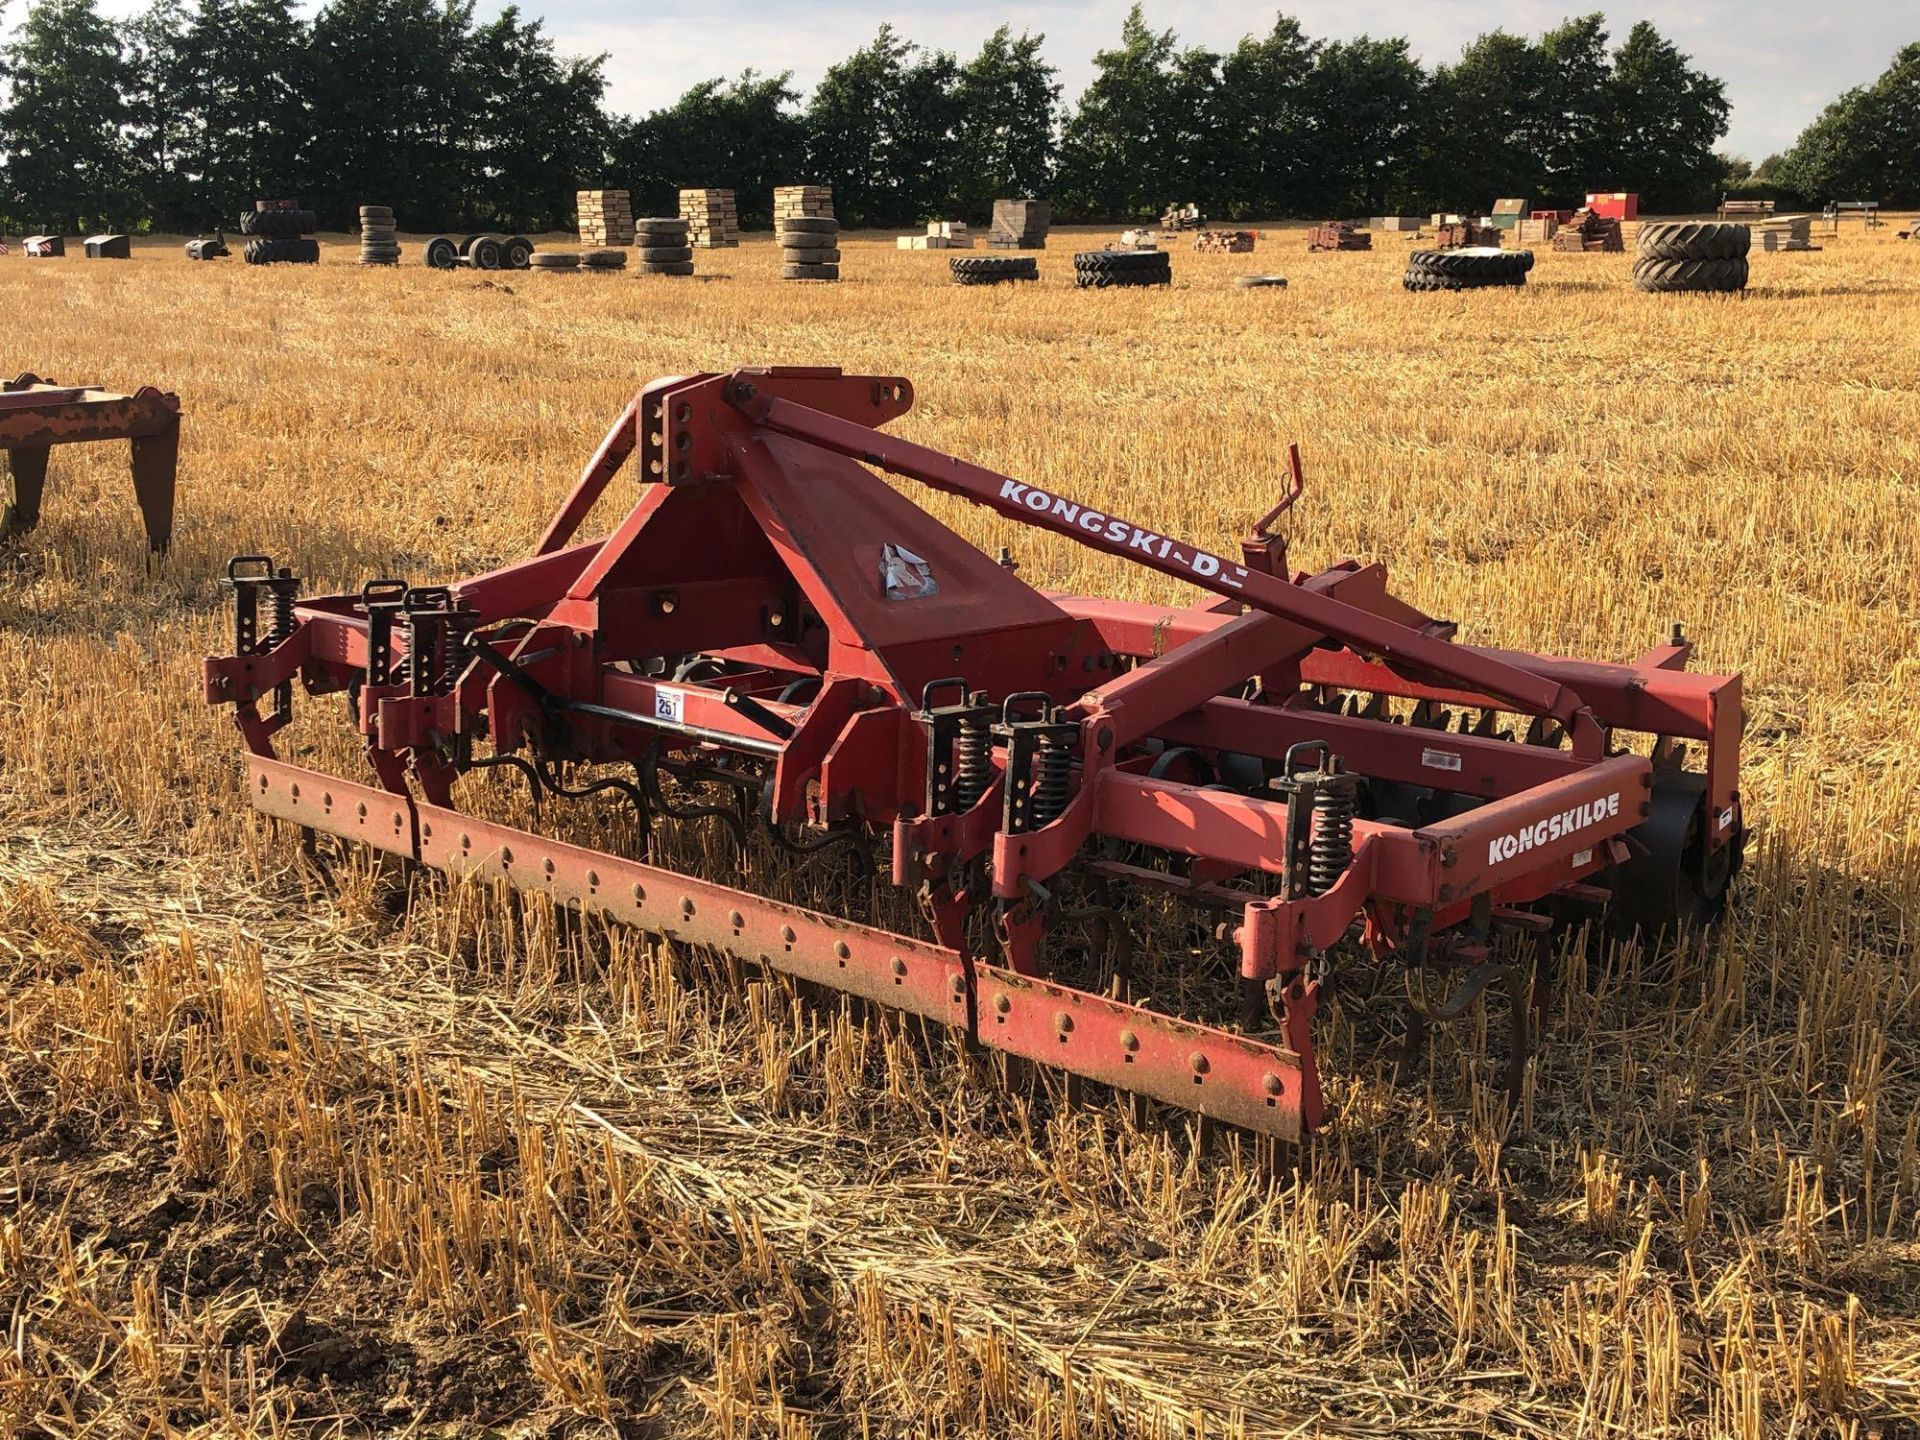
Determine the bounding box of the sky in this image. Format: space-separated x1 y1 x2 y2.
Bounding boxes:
56 0 1917 162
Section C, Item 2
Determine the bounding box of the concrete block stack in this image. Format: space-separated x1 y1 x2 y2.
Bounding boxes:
898 221 973 250
1370 216 1424 231
774 186 834 225
1758 216 1818 252
576 189 634 247
678 189 739 248
634 216 694 276
779 216 839 282
1193 230 1256 253
989 199 1050 249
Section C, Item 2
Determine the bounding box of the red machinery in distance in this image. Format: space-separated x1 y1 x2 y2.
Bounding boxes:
203 368 1745 1140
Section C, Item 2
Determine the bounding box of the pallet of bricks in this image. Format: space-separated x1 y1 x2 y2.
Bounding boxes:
1193 230 1255 253
577 189 634 246
775 187 837 282
1305 221 1369 251
1550 209 1624 252
679 190 738 248
989 199 1049 249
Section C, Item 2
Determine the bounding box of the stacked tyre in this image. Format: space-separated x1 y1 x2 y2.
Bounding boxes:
359 205 400 266
1633 223 1749 294
581 248 628 273
1073 249 1171 288
780 218 838 282
528 252 581 274
951 255 1037 286
240 201 318 265
635 217 693 277
1403 247 1532 291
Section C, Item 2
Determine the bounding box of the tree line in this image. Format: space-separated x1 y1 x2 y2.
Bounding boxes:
0 0 1914 235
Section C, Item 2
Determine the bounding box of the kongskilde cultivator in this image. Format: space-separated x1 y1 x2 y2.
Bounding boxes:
204 368 1745 1139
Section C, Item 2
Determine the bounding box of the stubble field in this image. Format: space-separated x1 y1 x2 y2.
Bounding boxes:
1 223 1917 1438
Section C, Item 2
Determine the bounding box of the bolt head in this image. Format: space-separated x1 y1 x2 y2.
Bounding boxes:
890 956 908 977
1054 1011 1074 1034
1263 1073 1283 1096
994 993 1011 1015
1119 1029 1139 1052
1189 1051 1210 1075
835 941 851 960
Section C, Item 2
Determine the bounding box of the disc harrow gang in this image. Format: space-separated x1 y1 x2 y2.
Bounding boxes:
203 367 1746 1140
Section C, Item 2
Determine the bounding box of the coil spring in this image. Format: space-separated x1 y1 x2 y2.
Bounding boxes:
440 620 471 695
955 702 991 810
268 578 296 648
1307 776 1358 895
1032 730 1073 826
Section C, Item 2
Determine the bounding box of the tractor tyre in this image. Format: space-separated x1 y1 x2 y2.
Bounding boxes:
637 260 696 276
951 256 1038 284
243 237 320 265
1636 222 1751 261
1632 256 1749 292
1407 247 1529 280
422 235 460 269
503 235 535 269
778 230 836 250
776 217 837 235
636 244 693 263
781 262 839 280
529 252 581 270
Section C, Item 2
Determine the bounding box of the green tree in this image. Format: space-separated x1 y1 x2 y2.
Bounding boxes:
463 8 610 229
1303 36 1425 216
0 0 139 230
612 71 804 228
180 0 312 225
1212 15 1321 218
804 26 961 227
305 0 471 227
951 27 1058 219
1605 21 1728 211
1426 30 1550 210
1056 7 1219 220
1535 14 1612 200
1778 43 1920 205
125 0 201 227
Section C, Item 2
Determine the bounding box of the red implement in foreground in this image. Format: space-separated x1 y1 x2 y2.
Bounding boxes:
204 368 1745 1140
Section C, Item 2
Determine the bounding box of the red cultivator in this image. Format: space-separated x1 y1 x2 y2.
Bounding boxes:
204 369 1745 1140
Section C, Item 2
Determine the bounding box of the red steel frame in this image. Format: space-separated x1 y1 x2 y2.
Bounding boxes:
204 368 1743 1140
0 372 181 551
